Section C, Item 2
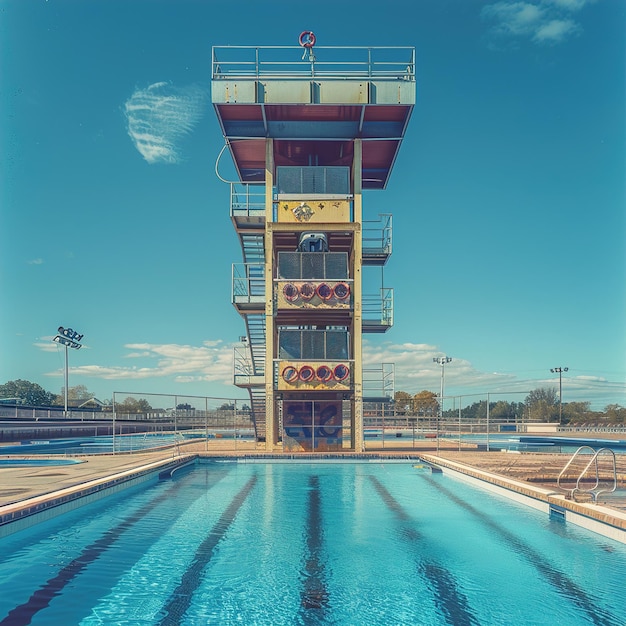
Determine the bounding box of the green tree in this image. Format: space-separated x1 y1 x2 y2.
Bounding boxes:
413 390 439 416
458 400 489 420
471 400 489 421
115 398 152 414
55 384 97 407
0 379 56 405
489 401 523 421
394 391 413 414
604 404 626 424
561 401 592 424
525 388 559 422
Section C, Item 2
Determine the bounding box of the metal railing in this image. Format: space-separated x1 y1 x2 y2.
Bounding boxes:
230 183 266 219
363 288 394 327
233 342 265 386
557 446 618 502
0 406 107 420
363 363 395 401
232 263 265 303
363 214 392 258
212 45 416 81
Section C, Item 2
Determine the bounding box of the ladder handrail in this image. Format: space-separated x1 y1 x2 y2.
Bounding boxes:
575 448 602 493
557 445 594 491
558 445 617 503
574 448 617 503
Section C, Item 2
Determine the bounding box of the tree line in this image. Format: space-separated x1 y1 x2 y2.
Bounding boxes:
394 387 626 424
0 379 101 407
0 380 250 414
1 379 624 423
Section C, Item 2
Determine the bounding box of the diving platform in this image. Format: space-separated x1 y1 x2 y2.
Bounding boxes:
212 45 415 189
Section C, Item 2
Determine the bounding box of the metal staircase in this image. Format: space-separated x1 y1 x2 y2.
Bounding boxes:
249 387 267 441
244 314 266 375
230 183 268 442
240 233 265 264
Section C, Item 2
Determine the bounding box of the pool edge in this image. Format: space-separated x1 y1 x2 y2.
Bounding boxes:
421 454 626 545
0 455 197 538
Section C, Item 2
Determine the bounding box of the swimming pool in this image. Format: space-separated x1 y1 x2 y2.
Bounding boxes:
0 433 184 455
0 461 623 625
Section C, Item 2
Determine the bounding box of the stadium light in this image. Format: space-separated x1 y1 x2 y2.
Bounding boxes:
433 356 452 455
550 366 569 424
53 326 84 416
433 356 453 418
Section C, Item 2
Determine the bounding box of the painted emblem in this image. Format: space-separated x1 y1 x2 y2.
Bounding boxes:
292 202 314 222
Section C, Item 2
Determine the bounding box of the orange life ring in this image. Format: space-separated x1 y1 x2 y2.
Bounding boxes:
299 282 316 300
299 31 316 48
333 363 350 382
283 283 299 302
316 365 333 382
282 366 299 383
316 283 333 301
299 365 315 382
333 282 350 300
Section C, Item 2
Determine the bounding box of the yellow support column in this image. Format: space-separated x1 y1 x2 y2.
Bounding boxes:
264 139 276 451
352 139 364 451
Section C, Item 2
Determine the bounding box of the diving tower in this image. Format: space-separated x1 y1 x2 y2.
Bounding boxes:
212 35 415 451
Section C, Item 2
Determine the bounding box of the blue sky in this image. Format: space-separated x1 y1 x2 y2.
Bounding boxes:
1 0 624 410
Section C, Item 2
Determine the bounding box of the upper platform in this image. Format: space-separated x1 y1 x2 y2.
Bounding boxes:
212 44 416 189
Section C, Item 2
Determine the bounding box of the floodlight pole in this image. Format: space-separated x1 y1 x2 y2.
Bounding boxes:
433 356 452 453
64 344 69 416
112 392 116 455
53 326 83 418
550 366 569 424
433 356 453 418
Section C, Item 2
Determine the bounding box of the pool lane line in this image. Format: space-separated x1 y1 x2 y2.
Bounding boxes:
298 474 330 619
369 476 479 626
157 474 258 626
0 467 230 626
422 475 618 626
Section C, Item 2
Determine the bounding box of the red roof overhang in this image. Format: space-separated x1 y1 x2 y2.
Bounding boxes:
214 103 413 189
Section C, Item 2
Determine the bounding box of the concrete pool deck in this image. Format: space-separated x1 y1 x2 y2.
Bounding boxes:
1 438 625 541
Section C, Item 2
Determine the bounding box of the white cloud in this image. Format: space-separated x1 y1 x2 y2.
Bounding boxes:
27 258 44 265
533 18 580 42
482 2 545 37
482 0 588 45
124 82 208 164
35 339 59 353
362 340 626 408
543 0 591 11
37 337 624 409
45 341 233 384
363 339 518 396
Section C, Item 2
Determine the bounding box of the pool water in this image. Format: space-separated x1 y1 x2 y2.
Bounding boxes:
0 434 183 455
448 434 626 454
0 458 82 467
0 462 624 625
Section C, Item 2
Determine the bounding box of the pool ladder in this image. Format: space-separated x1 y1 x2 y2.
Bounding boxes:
557 446 617 503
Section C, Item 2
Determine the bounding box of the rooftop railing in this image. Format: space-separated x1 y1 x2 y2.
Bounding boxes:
212 45 415 81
